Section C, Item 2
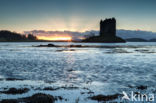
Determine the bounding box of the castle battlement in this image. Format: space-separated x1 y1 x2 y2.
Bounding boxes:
100 18 116 37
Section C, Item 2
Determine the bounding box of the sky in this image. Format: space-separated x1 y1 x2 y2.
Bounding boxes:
0 0 156 33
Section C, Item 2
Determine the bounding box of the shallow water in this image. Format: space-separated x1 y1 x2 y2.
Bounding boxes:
0 42 156 102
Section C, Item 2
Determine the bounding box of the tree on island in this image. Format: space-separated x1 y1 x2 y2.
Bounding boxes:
0 30 37 41
27 34 37 40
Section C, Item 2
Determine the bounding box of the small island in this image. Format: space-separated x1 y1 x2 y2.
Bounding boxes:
83 18 126 43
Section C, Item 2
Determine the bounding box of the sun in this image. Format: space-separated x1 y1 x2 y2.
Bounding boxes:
37 36 72 41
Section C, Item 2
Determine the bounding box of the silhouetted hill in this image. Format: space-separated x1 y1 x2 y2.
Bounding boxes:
125 38 148 42
83 36 125 43
0 30 37 41
149 39 156 42
82 18 125 43
125 38 156 42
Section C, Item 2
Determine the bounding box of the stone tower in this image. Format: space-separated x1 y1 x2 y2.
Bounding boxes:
100 18 116 37
82 18 125 43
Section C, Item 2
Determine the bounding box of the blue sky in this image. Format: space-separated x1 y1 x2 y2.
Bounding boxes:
0 0 156 33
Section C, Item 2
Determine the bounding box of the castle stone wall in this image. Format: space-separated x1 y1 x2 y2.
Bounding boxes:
100 18 116 37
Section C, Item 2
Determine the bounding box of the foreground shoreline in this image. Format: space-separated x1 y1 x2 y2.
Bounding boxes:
0 78 155 103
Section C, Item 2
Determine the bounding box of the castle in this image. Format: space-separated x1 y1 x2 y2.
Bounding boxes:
100 18 116 37
83 18 125 43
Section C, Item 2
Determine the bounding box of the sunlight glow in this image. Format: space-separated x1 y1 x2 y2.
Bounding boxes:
37 36 72 41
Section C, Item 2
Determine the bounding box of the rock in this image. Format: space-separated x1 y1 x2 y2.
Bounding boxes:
35 44 56 47
90 94 120 101
43 87 59 91
137 85 147 90
0 78 4 81
55 96 63 101
87 91 94 94
68 45 82 47
5 78 23 81
0 88 29 94
0 99 18 103
67 69 74 72
47 44 55 47
0 93 56 103
24 93 55 103
60 86 79 90
56 49 76 52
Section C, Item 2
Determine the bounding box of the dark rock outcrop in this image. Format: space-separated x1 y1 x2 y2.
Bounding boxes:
89 94 120 101
0 93 55 103
83 18 125 43
0 88 29 94
24 93 55 103
137 85 147 90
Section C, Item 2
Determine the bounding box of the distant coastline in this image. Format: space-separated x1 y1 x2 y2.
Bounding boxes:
0 30 71 42
1 30 156 42
0 30 37 42
125 38 156 42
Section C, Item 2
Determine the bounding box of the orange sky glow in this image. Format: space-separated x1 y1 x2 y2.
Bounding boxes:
37 36 72 41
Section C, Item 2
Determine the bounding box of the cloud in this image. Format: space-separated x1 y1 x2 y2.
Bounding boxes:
24 29 156 41
24 30 99 40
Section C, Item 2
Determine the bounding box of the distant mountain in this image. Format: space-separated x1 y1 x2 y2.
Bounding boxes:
117 29 156 40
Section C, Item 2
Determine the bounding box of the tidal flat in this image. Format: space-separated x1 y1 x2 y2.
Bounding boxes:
0 42 156 103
